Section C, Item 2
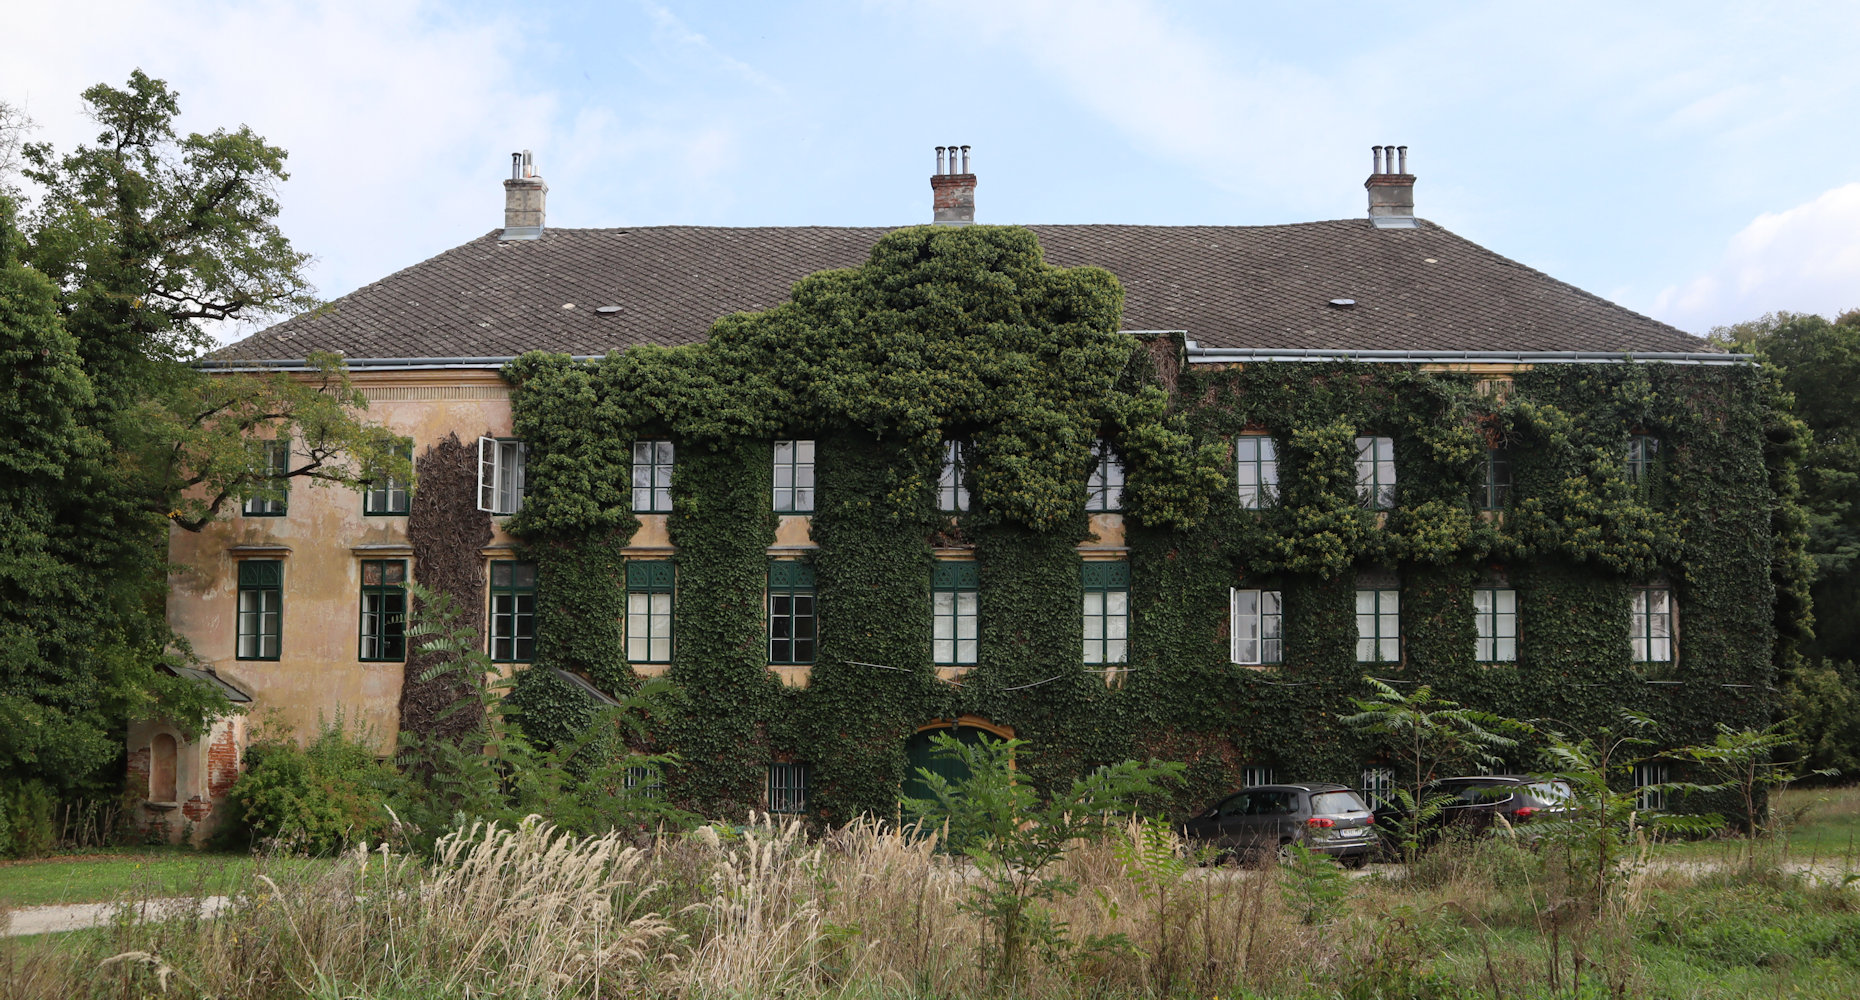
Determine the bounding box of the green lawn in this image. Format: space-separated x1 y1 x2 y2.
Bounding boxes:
0 849 324 908
1645 785 1860 870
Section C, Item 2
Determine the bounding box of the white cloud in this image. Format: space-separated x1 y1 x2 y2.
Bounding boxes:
1650 183 1860 333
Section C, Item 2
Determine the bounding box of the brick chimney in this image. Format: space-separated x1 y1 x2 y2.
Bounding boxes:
502 150 547 241
931 145 975 225
1364 145 1416 229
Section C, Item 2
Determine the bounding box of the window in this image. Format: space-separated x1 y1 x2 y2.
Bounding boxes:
243 439 289 516
1631 587 1673 663
1236 435 1278 509
489 561 537 663
1634 762 1668 812
1626 435 1660 489
1354 435 1396 509
768 762 809 814
236 560 282 660
623 765 664 800
938 440 971 513
1229 588 1283 665
1082 561 1129 665
1085 438 1125 512
626 561 675 664
632 440 674 513
1474 588 1517 662
768 561 816 664
1477 449 1511 511
933 561 979 666
476 437 526 515
363 440 412 515
1355 589 1401 663
1361 766 1396 810
1242 764 1275 788
358 560 408 662
772 439 816 513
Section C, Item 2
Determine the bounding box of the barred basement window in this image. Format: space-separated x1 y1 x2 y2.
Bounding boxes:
1355 589 1401 663
363 439 412 515
1634 762 1668 811
1631 588 1674 663
358 560 408 662
632 440 674 513
768 762 809 814
626 560 675 664
1235 435 1278 509
489 561 536 663
1085 438 1125 512
1242 764 1275 788
938 440 971 513
1361 767 1396 809
623 766 664 800
1354 436 1396 510
243 439 289 516
236 560 282 660
933 561 979 666
1229 588 1283 665
773 439 815 513
768 561 816 665
1626 435 1660 489
1474 588 1517 662
1082 561 1129 665
476 437 526 515
1477 449 1512 511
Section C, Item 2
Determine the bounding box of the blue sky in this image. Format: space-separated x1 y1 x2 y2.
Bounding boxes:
6 1 1859 339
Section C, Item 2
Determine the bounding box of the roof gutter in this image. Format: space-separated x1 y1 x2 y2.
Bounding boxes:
1183 343 1750 366
194 355 601 373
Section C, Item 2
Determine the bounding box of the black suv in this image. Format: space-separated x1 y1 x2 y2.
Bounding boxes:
1374 774 1573 844
1180 783 1377 867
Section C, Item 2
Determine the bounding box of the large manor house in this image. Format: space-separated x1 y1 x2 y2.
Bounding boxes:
136 147 1779 835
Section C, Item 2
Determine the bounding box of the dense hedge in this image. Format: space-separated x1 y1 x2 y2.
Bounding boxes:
495 225 1805 819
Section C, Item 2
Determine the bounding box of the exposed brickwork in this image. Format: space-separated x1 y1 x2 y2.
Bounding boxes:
205 725 241 802
124 745 150 797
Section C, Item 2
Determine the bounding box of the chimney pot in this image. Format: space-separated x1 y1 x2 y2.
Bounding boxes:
502 150 548 240
1364 144 1417 229
930 143 977 225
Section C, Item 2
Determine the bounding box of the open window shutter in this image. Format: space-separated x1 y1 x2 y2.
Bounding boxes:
478 437 497 512
513 441 527 512
1230 588 1242 663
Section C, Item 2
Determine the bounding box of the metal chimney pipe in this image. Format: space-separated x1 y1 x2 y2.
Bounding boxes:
1372 146 1383 174
935 146 945 174
960 145 970 173
510 152 521 180
1397 146 1407 174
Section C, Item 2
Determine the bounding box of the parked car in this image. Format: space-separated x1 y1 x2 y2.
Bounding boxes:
1373 774 1574 847
1180 783 1377 867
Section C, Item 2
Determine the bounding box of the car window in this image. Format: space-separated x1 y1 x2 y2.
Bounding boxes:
1249 791 1296 815
1527 781 1573 804
1310 791 1368 814
1454 783 1514 804
1217 793 1249 816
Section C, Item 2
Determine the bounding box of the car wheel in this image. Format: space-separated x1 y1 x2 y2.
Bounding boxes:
1341 852 1369 870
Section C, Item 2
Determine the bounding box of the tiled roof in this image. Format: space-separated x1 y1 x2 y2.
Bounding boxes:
213 220 1713 361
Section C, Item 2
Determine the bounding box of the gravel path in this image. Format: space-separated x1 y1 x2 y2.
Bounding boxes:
2 895 231 938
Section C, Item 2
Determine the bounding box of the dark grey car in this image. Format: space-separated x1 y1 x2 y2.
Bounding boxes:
1179 783 1377 867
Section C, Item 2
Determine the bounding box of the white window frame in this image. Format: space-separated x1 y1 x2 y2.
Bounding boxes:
1083 586 1129 665
1631 587 1674 663
243 438 290 516
1474 587 1518 663
1361 767 1396 809
1354 435 1396 509
1242 765 1275 788
1085 438 1125 512
773 439 816 513
477 437 526 515
631 440 674 514
1235 435 1278 509
938 440 971 513
1355 588 1401 663
1229 587 1283 665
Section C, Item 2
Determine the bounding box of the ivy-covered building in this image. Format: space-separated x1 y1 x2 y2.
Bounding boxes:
150 147 1799 833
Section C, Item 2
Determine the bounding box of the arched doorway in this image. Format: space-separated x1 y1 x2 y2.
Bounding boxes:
900 716 1014 807
149 733 178 802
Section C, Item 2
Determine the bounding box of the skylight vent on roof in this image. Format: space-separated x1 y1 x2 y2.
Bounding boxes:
1329 298 1356 309
596 305 622 314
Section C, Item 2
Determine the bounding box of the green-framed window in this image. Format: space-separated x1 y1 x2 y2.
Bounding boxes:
768 762 809 814
1361 766 1396 809
632 440 674 513
1236 435 1278 509
1355 588 1401 663
1085 438 1124 512
1474 587 1517 662
1626 435 1660 489
358 560 408 662
489 561 537 663
236 560 282 660
1477 449 1511 511
1634 762 1668 811
1354 436 1396 509
1242 764 1275 788
1631 587 1673 663
768 561 816 664
939 440 971 513
1229 587 1283 665
243 439 289 516
933 561 979 666
626 560 675 664
1082 561 1129 665
363 440 413 515
773 439 815 513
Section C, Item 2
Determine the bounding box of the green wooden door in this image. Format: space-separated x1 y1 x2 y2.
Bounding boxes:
900 725 989 809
